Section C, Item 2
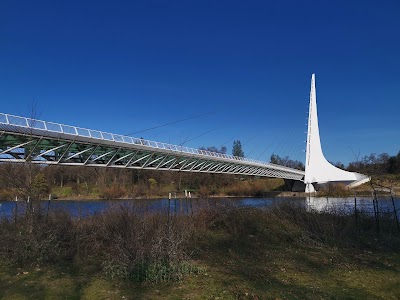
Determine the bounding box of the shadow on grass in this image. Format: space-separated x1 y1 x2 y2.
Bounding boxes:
188 205 400 299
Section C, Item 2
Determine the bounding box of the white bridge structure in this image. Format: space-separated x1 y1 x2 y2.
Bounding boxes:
0 74 369 191
304 74 370 192
0 118 304 181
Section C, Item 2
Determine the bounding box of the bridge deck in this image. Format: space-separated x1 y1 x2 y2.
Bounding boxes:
0 113 304 180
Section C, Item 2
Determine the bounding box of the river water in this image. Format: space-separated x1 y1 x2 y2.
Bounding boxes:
0 196 399 219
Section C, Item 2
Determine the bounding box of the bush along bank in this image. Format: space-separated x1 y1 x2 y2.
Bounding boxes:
0 202 399 298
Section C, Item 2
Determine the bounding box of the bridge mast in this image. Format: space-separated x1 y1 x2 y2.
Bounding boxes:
304 74 369 192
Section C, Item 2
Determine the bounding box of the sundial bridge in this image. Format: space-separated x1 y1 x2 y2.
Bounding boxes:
0 74 369 192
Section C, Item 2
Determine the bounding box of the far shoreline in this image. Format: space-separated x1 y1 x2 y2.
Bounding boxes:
1 190 396 202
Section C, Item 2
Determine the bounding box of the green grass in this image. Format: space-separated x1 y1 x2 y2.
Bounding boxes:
1 205 399 299
0 263 130 300
1 245 398 299
51 186 74 198
51 185 101 199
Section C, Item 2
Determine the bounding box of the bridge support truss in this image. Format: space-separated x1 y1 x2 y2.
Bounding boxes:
0 114 304 180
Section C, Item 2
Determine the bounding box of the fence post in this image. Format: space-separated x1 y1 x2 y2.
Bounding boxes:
168 192 171 219
390 193 400 233
372 190 380 235
354 191 358 227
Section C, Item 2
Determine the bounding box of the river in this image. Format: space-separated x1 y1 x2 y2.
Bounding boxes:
0 196 399 219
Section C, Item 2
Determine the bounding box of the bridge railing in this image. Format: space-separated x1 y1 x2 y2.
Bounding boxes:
0 112 303 173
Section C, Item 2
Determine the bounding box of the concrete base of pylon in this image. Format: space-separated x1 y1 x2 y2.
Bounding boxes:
305 183 316 193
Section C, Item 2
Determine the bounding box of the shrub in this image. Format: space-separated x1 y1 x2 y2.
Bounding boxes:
0 211 75 266
198 185 211 198
100 185 126 199
1 200 398 285
73 206 196 282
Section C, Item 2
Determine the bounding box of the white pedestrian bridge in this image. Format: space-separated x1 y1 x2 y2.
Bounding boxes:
0 74 369 191
0 112 304 181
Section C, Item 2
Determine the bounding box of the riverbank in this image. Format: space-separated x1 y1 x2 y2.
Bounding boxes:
41 175 400 200
0 203 399 299
2 172 399 202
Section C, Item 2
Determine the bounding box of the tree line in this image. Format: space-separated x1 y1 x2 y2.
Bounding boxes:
347 151 400 175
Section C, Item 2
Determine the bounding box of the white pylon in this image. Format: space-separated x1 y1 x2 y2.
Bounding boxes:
304 74 369 193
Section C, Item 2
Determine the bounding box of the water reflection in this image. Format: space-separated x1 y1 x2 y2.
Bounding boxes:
305 196 399 214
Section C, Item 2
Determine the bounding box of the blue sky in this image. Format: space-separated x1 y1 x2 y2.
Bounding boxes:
1 0 399 165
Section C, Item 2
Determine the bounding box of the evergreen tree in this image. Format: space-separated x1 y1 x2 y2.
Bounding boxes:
232 140 244 157
31 173 49 200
